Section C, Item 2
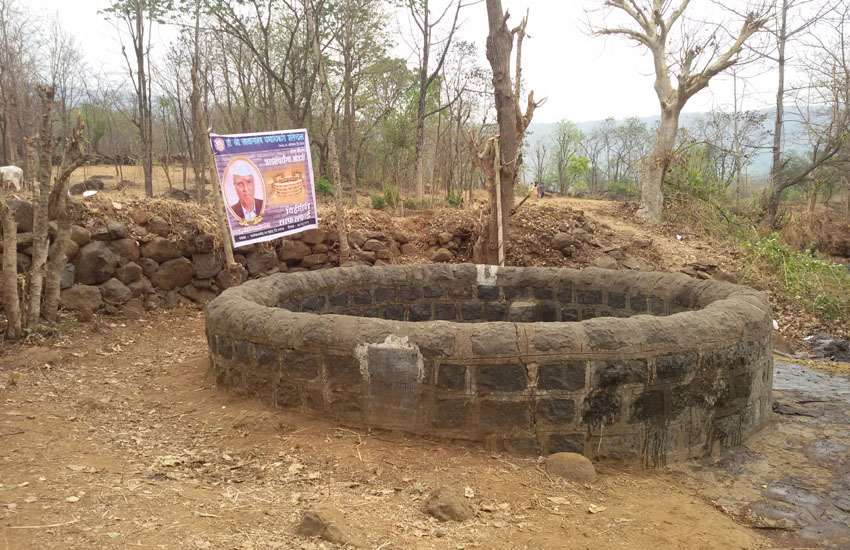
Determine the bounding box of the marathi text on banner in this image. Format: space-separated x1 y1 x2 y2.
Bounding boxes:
209 129 319 248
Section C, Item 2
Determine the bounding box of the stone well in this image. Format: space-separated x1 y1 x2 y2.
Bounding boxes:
204 264 773 464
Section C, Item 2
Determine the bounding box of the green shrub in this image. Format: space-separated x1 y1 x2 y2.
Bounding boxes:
445 190 462 207
382 185 400 208
403 198 420 209
746 235 850 321
371 194 387 210
608 180 637 199
315 177 333 195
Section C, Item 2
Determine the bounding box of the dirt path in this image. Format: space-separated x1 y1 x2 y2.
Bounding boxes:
0 311 777 549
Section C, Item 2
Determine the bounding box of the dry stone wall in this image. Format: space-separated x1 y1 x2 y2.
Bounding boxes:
205 264 774 464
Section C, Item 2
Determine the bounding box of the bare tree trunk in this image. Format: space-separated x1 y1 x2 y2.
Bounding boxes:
306 0 350 265
0 199 20 339
43 120 89 322
641 107 679 223
25 86 55 329
766 1 788 227
191 1 207 204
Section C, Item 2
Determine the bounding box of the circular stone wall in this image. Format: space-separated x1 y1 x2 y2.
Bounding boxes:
204 264 773 464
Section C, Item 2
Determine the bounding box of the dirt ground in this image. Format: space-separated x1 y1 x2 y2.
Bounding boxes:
0 310 848 549
0 311 775 550
4 174 848 548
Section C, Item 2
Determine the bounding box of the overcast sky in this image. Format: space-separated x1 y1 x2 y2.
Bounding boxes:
27 0 782 124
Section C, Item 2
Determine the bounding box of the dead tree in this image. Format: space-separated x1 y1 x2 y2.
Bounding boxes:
42 119 89 322
594 0 765 223
0 186 20 339
24 86 55 328
469 2 539 265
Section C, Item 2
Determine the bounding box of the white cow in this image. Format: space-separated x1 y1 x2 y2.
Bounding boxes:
1 165 23 192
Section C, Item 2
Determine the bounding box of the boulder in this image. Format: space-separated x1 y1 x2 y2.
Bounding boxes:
300 253 328 269
296 507 364 547
546 452 597 483
140 237 180 263
60 237 80 260
106 219 127 240
394 230 411 244
348 230 367 248
75 241 117 284
422 487 475 522
151 257 194 290
69 225 90 247
401 243 418 256
301 228 326 245
60 284 103 312
551 232 577 251
278 239 311 263
127 275 154 298
192 233 215 254
138 257 159 279
438 232 453 245
109 238 140 263
312 243 329 254
119 297 146 319
193 253 223 279
116 262 143 284
432 248 454 263
100 278 132 305
362 239 386 252
246 249 278 276
8 199 33 232
146 215 170 237
60 264 75 289
592 256 618 270
16 252 31 273
622 257 650 271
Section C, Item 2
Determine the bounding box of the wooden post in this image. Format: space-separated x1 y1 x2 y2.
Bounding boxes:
205 131 237 276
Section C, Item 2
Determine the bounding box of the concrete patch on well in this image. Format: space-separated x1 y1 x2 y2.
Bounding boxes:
355 335 424 430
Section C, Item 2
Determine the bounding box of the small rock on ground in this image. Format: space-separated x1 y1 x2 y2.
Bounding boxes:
546 452 597 483
296 507 364 547
422 486 475 522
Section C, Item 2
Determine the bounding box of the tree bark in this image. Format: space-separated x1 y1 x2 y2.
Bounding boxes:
641 106 680 223
25 86 55 329
766 0 788 228
306 0 350 265
0 199 20 339
43 120 89 322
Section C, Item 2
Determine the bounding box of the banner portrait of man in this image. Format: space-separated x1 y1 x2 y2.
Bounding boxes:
224 158 266 225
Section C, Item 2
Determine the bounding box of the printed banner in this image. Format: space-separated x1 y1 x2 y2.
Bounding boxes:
209 129 318 248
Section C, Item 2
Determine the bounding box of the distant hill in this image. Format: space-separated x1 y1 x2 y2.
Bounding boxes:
525 107 820 179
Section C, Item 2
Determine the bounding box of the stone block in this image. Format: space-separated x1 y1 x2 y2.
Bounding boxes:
560 307 579 321
433 398 470 429
327 355 361 386
538 398 576 424
607 292 626 309
329 391 362 420
597 360 647 387
533 287 553 300
577 290 603 305
60 284 103 312
651 296 665 315
538 362 585 391
284 350 320 380
485 303 506 321
540 302 557 322
409 303 431 322
374 287 396 302
655 352 698 380
151 257 194 290
629 390 666 423
508 301 537 322
581 392 621 427
437 364 465 391
630 295 647 312
383 304 405 320
435 303 457 321
353 289 372 305
480 400 529 429
461 301 484 321
140 237 179 263
423 285 443 298
477 285 499 301
548 434 584 454
557 289 573 303
503 286 527 299
476 364 527 392
302 295 326 312
328 292 349 307
399 286 421 301
75 241 117 285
